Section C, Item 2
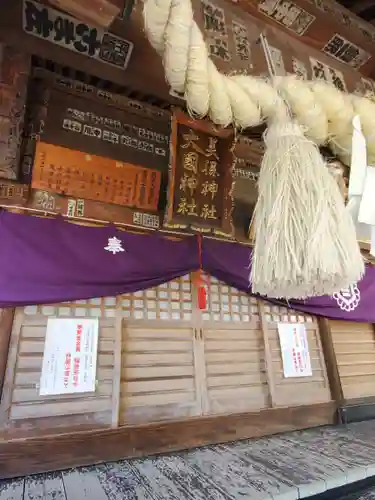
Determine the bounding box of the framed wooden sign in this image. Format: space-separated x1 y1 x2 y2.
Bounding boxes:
194 0 270 77
166 111 235 235
41 89 171 173
261 23 375 96
22 0 133 70
32 142 162 211
0 179 29 204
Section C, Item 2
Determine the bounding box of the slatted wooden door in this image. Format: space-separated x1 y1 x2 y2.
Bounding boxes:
329 320 375 400
199 275 271 416
119 275 203 424
259 303 332 407
0 298 119 437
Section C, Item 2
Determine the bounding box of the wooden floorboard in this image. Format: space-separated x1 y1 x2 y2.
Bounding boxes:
3 421 375 499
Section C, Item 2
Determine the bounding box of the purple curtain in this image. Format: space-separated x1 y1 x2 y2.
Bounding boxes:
0 210 374 323
0 211 199 307
203 238 375 323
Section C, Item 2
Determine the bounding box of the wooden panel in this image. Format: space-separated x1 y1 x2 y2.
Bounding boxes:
198 0 270 75
166 112 234 236
260 302 332 407
203 327 270 414
32 142 162 210
0 309 15 399
235 0 375 76
262 22 371 95
0 43 30 180
0 298 119 437
119 275 201 424
330 320 375 400
0 0 172 105
47 0 123 28
23 0 132 70
0 401 336 478
41 88 170 171
198 275 269 415
0 180 30 204
120 325 201 424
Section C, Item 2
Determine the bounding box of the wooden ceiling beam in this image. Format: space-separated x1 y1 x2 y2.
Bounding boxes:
350 0 375 14
47 0 124 28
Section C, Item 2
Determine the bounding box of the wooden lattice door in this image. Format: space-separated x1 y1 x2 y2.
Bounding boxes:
198 275 271 416
119 274 203 424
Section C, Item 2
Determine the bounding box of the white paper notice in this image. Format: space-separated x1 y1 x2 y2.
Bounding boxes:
277 323 312 378
39 318 99 396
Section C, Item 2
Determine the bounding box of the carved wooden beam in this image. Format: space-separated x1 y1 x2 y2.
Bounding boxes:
47 0 124 27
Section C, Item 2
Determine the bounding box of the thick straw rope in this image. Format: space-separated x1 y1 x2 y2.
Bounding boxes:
142 0 364 298
143 0 375 161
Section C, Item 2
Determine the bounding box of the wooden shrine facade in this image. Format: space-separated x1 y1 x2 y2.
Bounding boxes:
1 0 375 480
0 275 336 478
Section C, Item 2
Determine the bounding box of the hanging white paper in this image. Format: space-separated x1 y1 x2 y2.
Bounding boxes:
277 323 312 378
358 166 375 225
349 115 367 197
39 318 99 396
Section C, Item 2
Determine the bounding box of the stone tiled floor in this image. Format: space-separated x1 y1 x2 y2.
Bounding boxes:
3 421 375 499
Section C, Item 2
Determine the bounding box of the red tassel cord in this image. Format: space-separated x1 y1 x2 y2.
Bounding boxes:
194 235 209 310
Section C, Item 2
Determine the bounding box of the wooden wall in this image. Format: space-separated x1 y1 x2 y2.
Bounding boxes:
0 274 336 478
325 320 375 401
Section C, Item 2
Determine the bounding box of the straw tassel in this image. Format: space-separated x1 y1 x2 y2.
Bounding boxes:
251 117 364 299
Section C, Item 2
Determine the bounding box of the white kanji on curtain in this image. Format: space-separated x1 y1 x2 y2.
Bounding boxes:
104 236 125 255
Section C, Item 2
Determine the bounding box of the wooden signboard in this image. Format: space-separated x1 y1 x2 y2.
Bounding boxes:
262 22 375 96
197 0 271 76
0 43 30 180
32 142 162 211
22 0 133 70
166 111 234 235
0 179 29 204
41 89 170 172
239 0 375 76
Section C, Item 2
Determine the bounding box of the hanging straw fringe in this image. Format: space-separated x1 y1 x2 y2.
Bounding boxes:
142 0 365 298
251 119 363 298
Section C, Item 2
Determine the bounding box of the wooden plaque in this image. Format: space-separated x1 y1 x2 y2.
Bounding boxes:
262 23 375 96
41 89 171 173
32 142 162 211
0 179 30 204
237 0 375 76
194 0 270 76
166 111 234 235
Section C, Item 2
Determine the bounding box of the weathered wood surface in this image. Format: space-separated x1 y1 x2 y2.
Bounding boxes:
0 43 30 180
4 420 375 498
238 0 375 76
0 401 336 478
47 0 124 28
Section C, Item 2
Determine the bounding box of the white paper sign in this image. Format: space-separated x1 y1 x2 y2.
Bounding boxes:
277 323 312 378
39 318 99 396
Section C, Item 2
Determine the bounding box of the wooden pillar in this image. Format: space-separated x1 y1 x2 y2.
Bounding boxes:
318 318 344 421
0 308 15 398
